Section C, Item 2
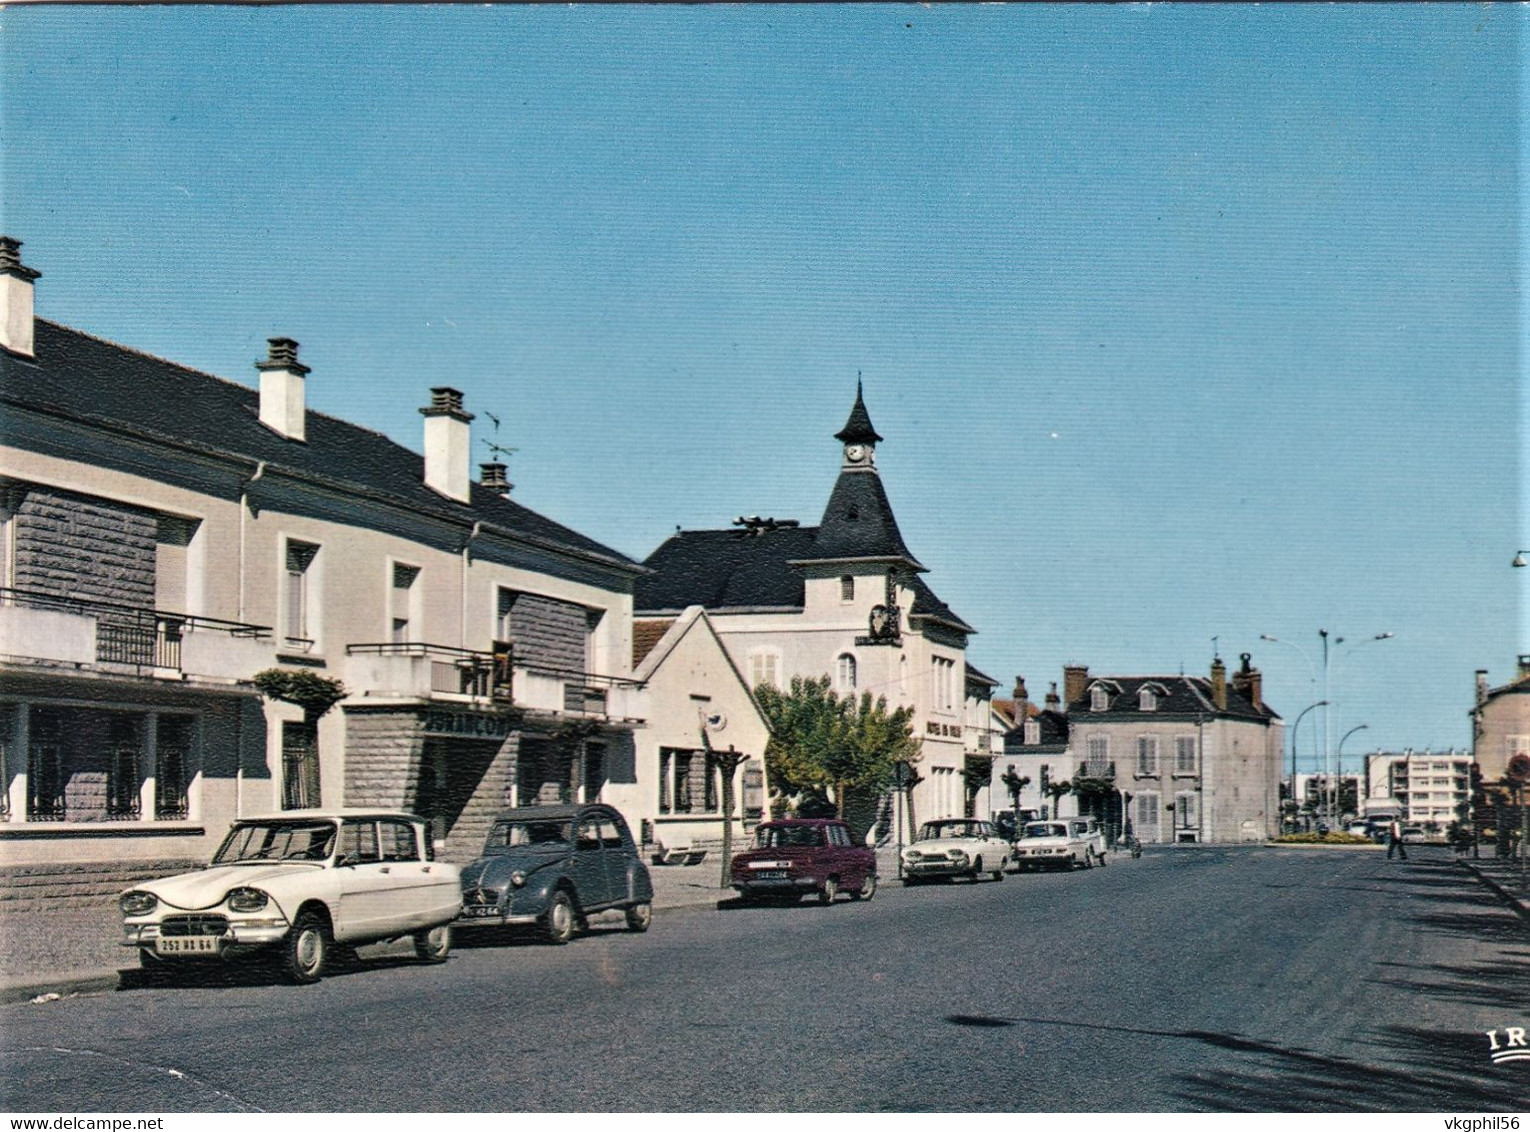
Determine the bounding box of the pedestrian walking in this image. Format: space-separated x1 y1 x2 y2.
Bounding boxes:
1387 816 1408 860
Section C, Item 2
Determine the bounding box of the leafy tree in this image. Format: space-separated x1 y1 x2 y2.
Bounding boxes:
754 675 921 814
1044 778 1073 819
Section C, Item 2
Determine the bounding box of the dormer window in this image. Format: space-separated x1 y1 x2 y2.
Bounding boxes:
1090 685 1109 712
1139 687 1158 712
1023 719 1040 745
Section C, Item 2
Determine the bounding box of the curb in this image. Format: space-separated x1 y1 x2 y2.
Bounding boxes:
0 969 123 1007
1460 861 1530 924
1261 841 1386 850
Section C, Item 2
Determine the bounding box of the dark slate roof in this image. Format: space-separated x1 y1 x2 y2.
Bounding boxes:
1068 673 1280 723
966 662 999 690
905 573 974 632
799 468 922 566
2 320 638 572
636 522 972 632
1005 708 1071 749
833 380 882 445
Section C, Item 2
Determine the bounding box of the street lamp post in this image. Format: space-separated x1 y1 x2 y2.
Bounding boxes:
1286 700 1328 832
1337 723 1370 825
1327 632 1394 829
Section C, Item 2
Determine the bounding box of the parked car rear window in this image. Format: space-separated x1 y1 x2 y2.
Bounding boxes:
755 825 827 848
1023 823 1069 839
482 820 572 854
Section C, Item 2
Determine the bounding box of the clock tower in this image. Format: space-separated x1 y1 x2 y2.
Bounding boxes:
834 378 883 471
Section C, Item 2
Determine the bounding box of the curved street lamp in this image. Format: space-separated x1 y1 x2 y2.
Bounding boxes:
1337 723 1370 823
1327 633 1393 827
1285 700 1328 830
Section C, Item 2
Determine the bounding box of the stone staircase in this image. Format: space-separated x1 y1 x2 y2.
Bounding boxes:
0 860 201 912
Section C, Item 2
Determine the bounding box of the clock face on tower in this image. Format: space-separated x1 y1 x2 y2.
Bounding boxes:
845 444 868 463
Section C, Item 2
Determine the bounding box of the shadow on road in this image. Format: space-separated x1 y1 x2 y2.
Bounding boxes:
943 1013 1524 1111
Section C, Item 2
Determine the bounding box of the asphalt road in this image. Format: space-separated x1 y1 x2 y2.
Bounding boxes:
2 846 1526 1112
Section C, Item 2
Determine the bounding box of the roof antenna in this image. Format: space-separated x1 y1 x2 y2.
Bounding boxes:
1211 635 1219 660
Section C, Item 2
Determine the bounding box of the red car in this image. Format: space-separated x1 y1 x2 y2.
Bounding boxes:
730 819 877 904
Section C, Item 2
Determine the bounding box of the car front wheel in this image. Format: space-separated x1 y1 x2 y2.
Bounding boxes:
543 891 576 945
850 873 877 901
624 902 652 932
413 924 451 964
283 911 330 984
819 876 839 905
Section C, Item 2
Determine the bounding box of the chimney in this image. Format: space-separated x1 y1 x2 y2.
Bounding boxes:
1232 651 1262 710
1045 681 1061 712
256 337 310 441
1519 655 1530 681
1063 664 1089 707
421 387 475 503
1013 676 1030 721
1210 656 1227 710
1477 668 1490 705
480 461 511 497
0 236 41 358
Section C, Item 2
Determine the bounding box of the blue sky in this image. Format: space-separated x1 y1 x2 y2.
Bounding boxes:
2 5 1522 765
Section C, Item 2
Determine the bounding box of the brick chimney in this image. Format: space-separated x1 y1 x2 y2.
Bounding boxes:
0 236 41 358
480 461 511 497
421 387 475 503
1477 668 1490 705
1231 652 1262 710
1063 664 1089 708
1210 656 1227 710
1012 676 1030 723
256 338 309 441
1519 655 1530 681
1045 681 1061 712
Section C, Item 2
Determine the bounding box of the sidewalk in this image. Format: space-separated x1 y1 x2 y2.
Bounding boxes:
1459 856 1530 922
0 850 896 1005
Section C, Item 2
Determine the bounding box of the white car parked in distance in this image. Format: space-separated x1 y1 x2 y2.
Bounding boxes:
901 818 1012 884
119 810 462 984
1012 817 1108 871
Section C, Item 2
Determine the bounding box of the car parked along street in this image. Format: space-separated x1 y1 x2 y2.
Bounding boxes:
119 810 462 984
1011 818 1108 871
901 818 1011 884
456 803 654 943
729 818 877 904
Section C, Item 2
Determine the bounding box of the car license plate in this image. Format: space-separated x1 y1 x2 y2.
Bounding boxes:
754 871 788 880
156 936 220 955
467 906 499 918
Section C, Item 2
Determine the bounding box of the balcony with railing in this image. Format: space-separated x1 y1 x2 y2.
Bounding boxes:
343 642 643 721
0 587 274 680
516 662 644 722
345 642 507 702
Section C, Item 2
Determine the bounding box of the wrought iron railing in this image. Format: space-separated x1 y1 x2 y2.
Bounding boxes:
0 586 271 671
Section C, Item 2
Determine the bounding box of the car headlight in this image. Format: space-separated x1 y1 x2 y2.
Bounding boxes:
226 887 269 913
949 850 968 863
120 891 158 917
510 870 527 888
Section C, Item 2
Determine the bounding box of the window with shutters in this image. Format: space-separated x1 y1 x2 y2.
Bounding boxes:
283 540 319 651
390 562 420 643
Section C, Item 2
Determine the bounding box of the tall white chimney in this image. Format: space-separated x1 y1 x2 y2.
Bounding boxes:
256 338 309 441
0 236 41 358
421 387 474 503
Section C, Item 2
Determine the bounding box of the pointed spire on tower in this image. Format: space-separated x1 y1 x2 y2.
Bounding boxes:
834 377 884 445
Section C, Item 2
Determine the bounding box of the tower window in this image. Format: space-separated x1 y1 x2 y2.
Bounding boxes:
837 653 857 693
840 575 854 602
